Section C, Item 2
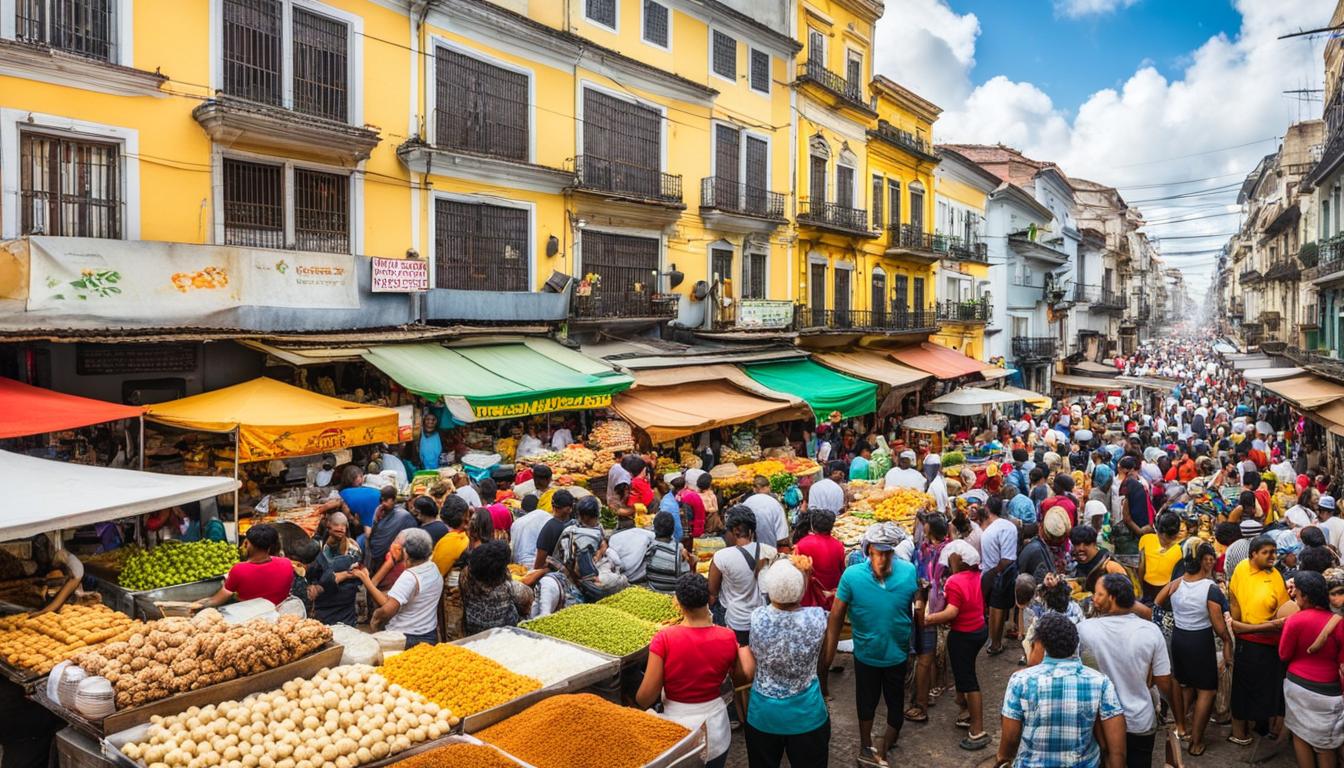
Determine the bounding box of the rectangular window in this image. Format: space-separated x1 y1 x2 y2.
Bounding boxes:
836 165 854 208
16 0 115 61
871 272 886 324
712 247 733 293
810 263 826 321
433 198 529 291
581 88 663 197
888 180 901 226
809 155 826 203
712 30 736 80
642 0 668 47
222 0 282 106
291 7 349 122
744 135 768 214
713 124 740 210
871 175 883 228
846 50 862 91
293 168 349 253
894 274 909 312
580 230 661 317
222 158 285 249
19 132 120 238
909 187 925 231
913 276 925 311
743 252 766 299
585 0 616 29
834 268 850 315
749 49 770 93
435 46 529 161
807 28 824 65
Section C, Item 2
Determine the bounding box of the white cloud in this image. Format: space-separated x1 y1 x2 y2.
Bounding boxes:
873 0 1327 306
1053 0 1140 19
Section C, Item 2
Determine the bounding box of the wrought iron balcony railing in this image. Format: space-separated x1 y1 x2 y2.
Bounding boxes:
936 299 991 323
888 224 940 253
1305 234 1344 280
571 289 678 321
796 58 872 112
573 155 683 204
797 306 938 333
1012 336 1058 360
941 235 989 263
699 177 785 220
798 200 873 236
869 120 935 159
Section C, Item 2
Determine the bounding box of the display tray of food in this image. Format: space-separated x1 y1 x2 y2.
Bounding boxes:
36 612 337 739
475 693 704 768
378 640 559 734
0 603 144 691
596 586 681 626
519 603 659 669
91 576 226 621
99 664 461 768
452 626 620 693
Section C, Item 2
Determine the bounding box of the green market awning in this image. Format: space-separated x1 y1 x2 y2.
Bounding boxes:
363 339 633 422
741 359 877 419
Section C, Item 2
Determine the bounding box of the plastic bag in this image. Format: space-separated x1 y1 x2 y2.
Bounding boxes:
331 624 382 666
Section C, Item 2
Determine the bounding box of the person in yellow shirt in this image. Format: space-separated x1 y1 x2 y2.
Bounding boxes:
533 465 556 512
1226 534 1290 745
1138 512 1186 602
431 496 471 576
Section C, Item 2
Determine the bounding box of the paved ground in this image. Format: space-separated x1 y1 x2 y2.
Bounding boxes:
723 648 1299 767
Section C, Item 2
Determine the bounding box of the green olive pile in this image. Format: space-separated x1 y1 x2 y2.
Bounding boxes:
597 587 680 624
520 604 657 657
118 540 238 591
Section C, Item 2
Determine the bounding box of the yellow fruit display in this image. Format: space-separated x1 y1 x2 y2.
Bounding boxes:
873 488 933 525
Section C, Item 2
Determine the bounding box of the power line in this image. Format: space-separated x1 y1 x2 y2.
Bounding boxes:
1107 137 1279 169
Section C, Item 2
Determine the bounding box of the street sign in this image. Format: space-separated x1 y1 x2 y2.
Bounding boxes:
371 257 429 292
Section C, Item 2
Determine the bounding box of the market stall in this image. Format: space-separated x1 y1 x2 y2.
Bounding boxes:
1241 367 1307 385
1051 374 1126 396
810 350 931 418
740 359 877 419
925 387 1023 417
611 379 810 446
1261 373 1344 410
897 413 949 454
888 342 987 381
0 377 144 448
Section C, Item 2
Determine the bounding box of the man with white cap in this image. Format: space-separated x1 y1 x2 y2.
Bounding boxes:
924 454 948 515
1315 494 1344 551
884 450 927 490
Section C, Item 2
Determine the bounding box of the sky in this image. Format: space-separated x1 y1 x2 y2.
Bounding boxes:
873 0 1331 312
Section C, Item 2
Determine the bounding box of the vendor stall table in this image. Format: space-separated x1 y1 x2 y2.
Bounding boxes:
88 575 223 621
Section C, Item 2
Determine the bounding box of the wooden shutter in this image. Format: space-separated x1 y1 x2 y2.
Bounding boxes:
744 135 767 214
834 268 850 315
714 124 740 210
836 166 853 208
871 272 886 324
810 155 826 204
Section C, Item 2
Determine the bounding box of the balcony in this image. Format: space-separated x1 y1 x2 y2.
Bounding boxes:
572 155 684 206
1008 232 1069 265
1012 336 1058 361
867 120 938 162
1306 234 1344 283
935 299 991 324
941 235 989 264
798 201 876 237
1228 300 1244 318
699 177 786 233
798 306 938 335
396 108 574 193
1260 311 1281 333
885 225 942 264
1238 267 1262 284
1263 259 1301 282
571 289 678 322
1075 284 1126 313
795 58 876 116
193 95 381 166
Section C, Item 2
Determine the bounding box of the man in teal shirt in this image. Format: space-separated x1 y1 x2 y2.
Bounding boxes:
849 444 872 481
824 521 919 766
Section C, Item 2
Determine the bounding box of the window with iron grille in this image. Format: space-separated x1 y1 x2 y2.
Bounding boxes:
894 274 908 312
222 159 285 249
433 199 529 291
836 165 854 208
435 47 528 161
743 252 766 299
581 88 662 196
294 168 349 253
909 187 925 231
809 155 826 204
223 0 283 107
581 231 659 298
585 0 616 28
292 7 348 122
810 263 826 316
15 0 116 61
712 30 736 80
871 175 883 228
888 179 901 226
913 276 925 311
834 268 850 314
19 132 120 238
749 49 769 93
846 51 862 90
711 247 733 294
872 272 886 323
642 0 668 47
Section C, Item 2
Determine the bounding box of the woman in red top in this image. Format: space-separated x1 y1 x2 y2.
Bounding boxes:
923 539 990 752
196 524 294 607
793 510 845 609
637 573 748 768
1277 570 1344 765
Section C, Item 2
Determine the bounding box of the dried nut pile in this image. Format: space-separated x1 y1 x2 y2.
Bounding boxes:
71 611 330 709
389 742 520 768
597 587 681 624
119 665 456 768
458 631 609 687
0 604 143 674
380 643 542 717
478 693 688 768
520 604 657 657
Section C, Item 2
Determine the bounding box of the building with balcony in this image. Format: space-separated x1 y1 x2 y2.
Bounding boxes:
931 147 998 360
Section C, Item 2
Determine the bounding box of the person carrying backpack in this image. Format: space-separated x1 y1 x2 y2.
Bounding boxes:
558 496 628 601
645 511 696 594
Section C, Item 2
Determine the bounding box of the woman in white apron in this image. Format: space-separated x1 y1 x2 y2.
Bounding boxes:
636 572 748 767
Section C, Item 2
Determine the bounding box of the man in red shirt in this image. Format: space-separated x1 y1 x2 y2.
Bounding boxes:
794 510 845 608
196 524 295 607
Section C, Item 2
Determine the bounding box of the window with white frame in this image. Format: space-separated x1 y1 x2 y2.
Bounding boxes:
222 157 350 253
434 46 528 161
222 0 352 123
711 124 770 216
743 251 766 299
711 30 736 80
807 28 824 65
15 0 115 60
749 48 769 93
845 49 862 91
642 0 668 47
585 0 616 29
19 131 120 238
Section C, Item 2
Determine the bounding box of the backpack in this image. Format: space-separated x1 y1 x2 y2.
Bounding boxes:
643 539 685 593
559 525 628 601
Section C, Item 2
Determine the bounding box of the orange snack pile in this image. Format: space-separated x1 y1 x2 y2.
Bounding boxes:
477 694 688 767
380 643 542 717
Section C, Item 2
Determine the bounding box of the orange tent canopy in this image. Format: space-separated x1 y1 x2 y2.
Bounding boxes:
0 377 143 439
888 343 986 380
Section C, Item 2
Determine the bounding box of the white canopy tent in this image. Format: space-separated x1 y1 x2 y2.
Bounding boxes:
0 451 239 541
926 387 1023 417
1242 367 1306 383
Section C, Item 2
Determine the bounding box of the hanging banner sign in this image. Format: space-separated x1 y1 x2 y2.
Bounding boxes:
736 299 794 329
371 257 429 292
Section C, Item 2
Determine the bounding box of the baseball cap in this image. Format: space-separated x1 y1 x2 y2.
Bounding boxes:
864 522 906 552
939 538 980 568
899 449 917 462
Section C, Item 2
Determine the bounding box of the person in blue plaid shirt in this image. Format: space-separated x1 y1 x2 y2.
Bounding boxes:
991 612 1127 768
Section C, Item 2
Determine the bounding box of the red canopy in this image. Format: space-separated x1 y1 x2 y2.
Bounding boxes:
0 378 143 439
888 342 986 380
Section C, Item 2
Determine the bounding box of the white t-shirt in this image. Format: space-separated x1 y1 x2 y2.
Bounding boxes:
816 441 832 463
927 473 948 514
1078 614 1171 734
511 508 552 566
1318 516 1344 550
979 517 1018 572
608 527 655 582
743 493 790 545
1284 505 1314 530
531 572 572 618
517 434 545 459
455 485 482 507
884 467 927 490
550 429 574 451
385 560 444 636
712 541 776 631
807 479 845 515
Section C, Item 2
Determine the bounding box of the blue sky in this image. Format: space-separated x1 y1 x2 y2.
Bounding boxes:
968 0 1244 114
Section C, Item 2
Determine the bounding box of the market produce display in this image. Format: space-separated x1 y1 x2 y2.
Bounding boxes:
709 457 822 496
0 603 143 674
70 611 331 709
520 604 657 657
392 742 521 768
597 587 680 625
831 515 870 547
117 665 457 768
872 487 934 525
380 643 542 717
117 540 238 591
536 443 620 488
589 420 633 449
457 631 611 688
477 693 689 768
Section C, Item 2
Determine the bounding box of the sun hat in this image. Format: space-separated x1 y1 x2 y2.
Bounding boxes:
1321 494 1337 511
939 539 981 568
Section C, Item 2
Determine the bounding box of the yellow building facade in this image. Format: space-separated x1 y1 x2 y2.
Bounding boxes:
930 147 998 360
